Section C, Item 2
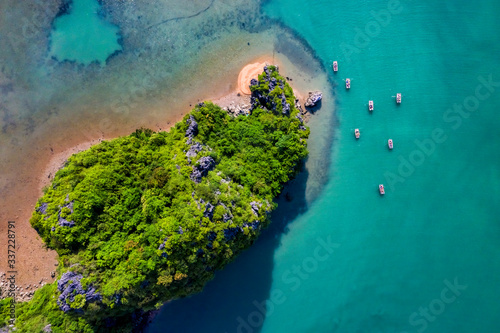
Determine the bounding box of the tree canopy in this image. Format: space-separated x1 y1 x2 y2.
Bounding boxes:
2 66 310 332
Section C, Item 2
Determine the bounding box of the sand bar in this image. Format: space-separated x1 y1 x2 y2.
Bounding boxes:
238 61 269 95
0 49 321 300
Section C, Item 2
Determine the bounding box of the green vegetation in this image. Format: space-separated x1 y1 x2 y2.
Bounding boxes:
0 298 14 328
2 66 309 332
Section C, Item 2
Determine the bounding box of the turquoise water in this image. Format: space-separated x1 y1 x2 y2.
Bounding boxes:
49 0 121 65
1 0 498 331
148 0 500 332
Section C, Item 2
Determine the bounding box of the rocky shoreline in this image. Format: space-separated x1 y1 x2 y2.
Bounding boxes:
0 271 54 303
0 71 321 308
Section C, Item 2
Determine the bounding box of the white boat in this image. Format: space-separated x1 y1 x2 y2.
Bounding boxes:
368 100 374 111
354 128 360 139
396 93 401 104
333 61 338 72
379 184 385 195
388 139 393 149
346 78 351 89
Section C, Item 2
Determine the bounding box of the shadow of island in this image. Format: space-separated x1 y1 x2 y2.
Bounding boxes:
145 26 336 333
145 159 311 333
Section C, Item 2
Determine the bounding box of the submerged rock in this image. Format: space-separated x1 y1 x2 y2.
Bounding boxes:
304 91 322 107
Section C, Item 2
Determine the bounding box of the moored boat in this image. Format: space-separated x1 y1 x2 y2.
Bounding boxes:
396 93 401 104
379 184 385 195
354 128 360 139
346 78 350 89
333 61 338 72
388 139 393 149
368 100 374 111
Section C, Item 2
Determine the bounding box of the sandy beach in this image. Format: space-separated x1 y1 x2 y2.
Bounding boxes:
0 52 317 300
237 61 269 95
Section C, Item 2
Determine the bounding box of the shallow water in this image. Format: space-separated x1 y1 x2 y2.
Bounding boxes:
1 0 499 332
49 0 122 65
259 1 500 332
150 0 500 332
0 0 333 295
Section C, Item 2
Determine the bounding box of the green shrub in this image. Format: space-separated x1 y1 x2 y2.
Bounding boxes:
11 66 309 332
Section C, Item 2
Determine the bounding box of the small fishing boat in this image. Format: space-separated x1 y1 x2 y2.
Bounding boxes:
333 61 338 72
388 139 393 149
354 128 360 139
346 78 351 89
368 100 374 111
396 93 401 104
379 184 385 195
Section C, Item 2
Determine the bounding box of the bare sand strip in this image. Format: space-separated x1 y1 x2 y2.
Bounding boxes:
237 61 269 95
41 57 307 184
0 52 318 301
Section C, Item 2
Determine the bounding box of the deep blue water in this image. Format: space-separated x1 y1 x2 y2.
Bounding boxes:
1 0 498 332
148 0 500 332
